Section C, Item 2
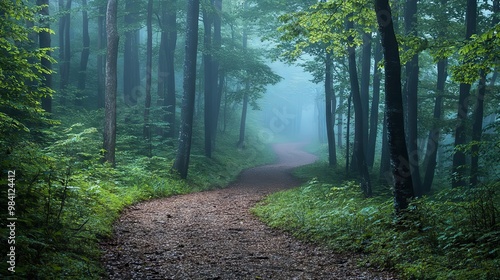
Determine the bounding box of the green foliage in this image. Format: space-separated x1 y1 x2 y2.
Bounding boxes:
0 1 56 144
0 105 274 279
451 24 500 83
253 167 500 279
271 0 375 62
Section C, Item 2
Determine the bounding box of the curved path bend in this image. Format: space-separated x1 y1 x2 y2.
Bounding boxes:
101 142 397 279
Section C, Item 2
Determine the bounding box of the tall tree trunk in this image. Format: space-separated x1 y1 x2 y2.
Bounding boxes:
143 0 153 156
337 87 344 148
347 19 372 197
360 32 371 158
422 0 448 193
404 0 422 195
158 0 178 138
379 110 391 183
237 10 249 149
77 0 90 105
346 92 352 176
38 0 52 113
470 0 497 186
452 0 477 188
469 72 486 186
172 0 200 179
165 0 177 139
203 2 214 157
325 51 337 166
422 58 447 193
123 0 141 106
367 38 382 168
211 0 223 148
103 0 119 167
375 0 415 213
59 0 72 96
97 4 106 108
237 88 249 148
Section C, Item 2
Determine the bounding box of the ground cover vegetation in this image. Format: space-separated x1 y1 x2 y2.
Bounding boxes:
0 0 276 278
253 0 500 278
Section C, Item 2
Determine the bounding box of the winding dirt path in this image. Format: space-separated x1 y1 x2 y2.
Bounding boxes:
101 143 397 279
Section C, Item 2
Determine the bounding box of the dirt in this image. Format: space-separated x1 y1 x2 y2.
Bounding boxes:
101 142 398 279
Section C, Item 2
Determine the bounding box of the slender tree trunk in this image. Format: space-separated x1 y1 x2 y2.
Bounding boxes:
379 110 391 183
367 38 382 168
404 0 422 195
172 0 200 179
38 0 52 112
103 0 119 167
347 19 372 197
237 12 249 149
165 0 177 139
77 0 90 105
237 88 249 148
452 0 477 188
97 5 106 108
422 58 447 193
325 52 337 166
143 0 153 156
346 92 352 176
470 0 497 187
203 2 214 157
375 0 415 213
123 0 141 106
211 0 223 148
337 88 344 148
360 32 371 157
469 72 486 186
59 0 72 96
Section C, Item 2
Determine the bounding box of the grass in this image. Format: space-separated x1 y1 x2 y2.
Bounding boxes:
252 148 500 279
0 110 275 279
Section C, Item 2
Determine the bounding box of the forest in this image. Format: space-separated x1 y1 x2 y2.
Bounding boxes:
0 0 499 279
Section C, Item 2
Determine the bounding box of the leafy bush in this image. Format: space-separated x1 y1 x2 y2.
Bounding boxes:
253 163 500 279
0 108 274 279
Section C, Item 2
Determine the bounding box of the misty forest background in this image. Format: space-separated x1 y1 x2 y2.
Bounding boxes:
1 0 499 279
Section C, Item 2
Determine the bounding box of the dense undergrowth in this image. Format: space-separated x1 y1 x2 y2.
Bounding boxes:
253 144 500 280
0 108 274 279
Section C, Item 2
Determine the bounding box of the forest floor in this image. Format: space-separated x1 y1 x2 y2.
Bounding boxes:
101 142 399 279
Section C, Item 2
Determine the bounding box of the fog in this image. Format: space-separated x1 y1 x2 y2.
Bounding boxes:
249 60 320 144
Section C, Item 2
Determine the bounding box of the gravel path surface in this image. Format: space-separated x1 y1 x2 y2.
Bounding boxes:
101 143 398 279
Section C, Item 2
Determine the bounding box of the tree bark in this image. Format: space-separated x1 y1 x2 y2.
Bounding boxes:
103 0 119 167
211 0 223 148
77 0 90 105
97 4 106 108
143 0 153 156
346 92 352 176
347 19 372 197
375 0 415 213
237 10 249 149
203 2 214 157
237 88 249 148
165 0 177 139
59 0 72 95
38 0 52 113
360 32 371 159
123 0 141 106
172 0 200 179
367 38 382 168
325 51 337 166
422 58 447 193
469 72 486 187
452 0 477 188
404 0 422 195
